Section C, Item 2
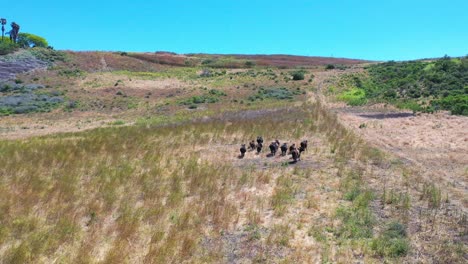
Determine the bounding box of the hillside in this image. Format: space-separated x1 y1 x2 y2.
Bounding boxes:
326 56 468 115
0 48 466 263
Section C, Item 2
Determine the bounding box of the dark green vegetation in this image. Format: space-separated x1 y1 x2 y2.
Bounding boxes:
0 82 64 115
291 70 305 81
179 89 227 108
371 221 409 257
336 56 468 115
0 40 18 55
29 48 67 63
248 87 305 102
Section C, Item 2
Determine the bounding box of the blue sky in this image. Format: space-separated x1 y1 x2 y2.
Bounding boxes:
2 1 467 61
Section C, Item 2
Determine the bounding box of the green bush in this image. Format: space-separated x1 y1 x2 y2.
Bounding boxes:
248 87 299 102
0 40 18 55
335 190 374 239
245 61 255 68
337 88 367 106
208 89 227 96
332 56 467 114
17 33 48 48
291 71 305 81
432 94 468 115
29 48 68 62
371 221 409 257
180 95 219 105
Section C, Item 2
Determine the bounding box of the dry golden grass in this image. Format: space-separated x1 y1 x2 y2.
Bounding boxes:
1 55 466 263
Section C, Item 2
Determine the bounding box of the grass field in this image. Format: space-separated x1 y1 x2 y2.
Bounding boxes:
0 50 466 263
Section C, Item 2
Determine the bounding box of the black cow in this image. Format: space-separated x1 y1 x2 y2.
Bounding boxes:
256 136 264 145
289 143 296 154
269 142 279 156
280 143 288 156
256 142 263 154
291 148 300 163
299 140 308 154
249 140 256 150
240 144 247 158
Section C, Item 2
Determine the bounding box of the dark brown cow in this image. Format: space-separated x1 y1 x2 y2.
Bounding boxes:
291 148 300 162
269 141 279 156
289 143 296 154
249 140 256 150
280 143 288 156
240 144 247 158
299 140 308 154
256 142 263 154
256 136 264 145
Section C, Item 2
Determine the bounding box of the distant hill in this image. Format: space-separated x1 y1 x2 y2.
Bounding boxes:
187 53 371 67
126 52 371 68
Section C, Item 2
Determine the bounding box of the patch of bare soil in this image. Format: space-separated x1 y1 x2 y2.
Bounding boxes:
338 108 467 212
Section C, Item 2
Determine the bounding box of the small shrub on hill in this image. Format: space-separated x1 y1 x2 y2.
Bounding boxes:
0 40 18 55
291 70 305 81
371 221 409 257
248 87 303 102
337 88 367 106
30 48 68 63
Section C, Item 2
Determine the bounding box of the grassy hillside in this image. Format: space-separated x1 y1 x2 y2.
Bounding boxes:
0 49 466 263
331 56 468 115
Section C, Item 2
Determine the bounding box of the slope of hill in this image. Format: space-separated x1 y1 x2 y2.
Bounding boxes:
327 56 468 115
0 48 466 263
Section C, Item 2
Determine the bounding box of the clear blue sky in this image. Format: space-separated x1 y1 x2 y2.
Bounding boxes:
3 1 467 61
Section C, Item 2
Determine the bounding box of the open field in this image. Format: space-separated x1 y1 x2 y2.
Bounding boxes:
0 49 466 263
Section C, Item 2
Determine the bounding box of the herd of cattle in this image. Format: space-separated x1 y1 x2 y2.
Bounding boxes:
239 136 308 163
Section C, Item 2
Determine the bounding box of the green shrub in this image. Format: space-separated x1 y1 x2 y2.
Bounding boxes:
432 94 468 115
337 88 367 106
335 190 374 239
29 48 68 62
17 33 48 48
58 69 84 77
208 89 227 96
0 40 18 55
180 95 220 105
248 87 298 102
291 71 305 81
245 61 255 68
371 221 409 257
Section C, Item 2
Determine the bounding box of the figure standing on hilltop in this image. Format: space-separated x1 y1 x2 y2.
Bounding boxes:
9 22 20 43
